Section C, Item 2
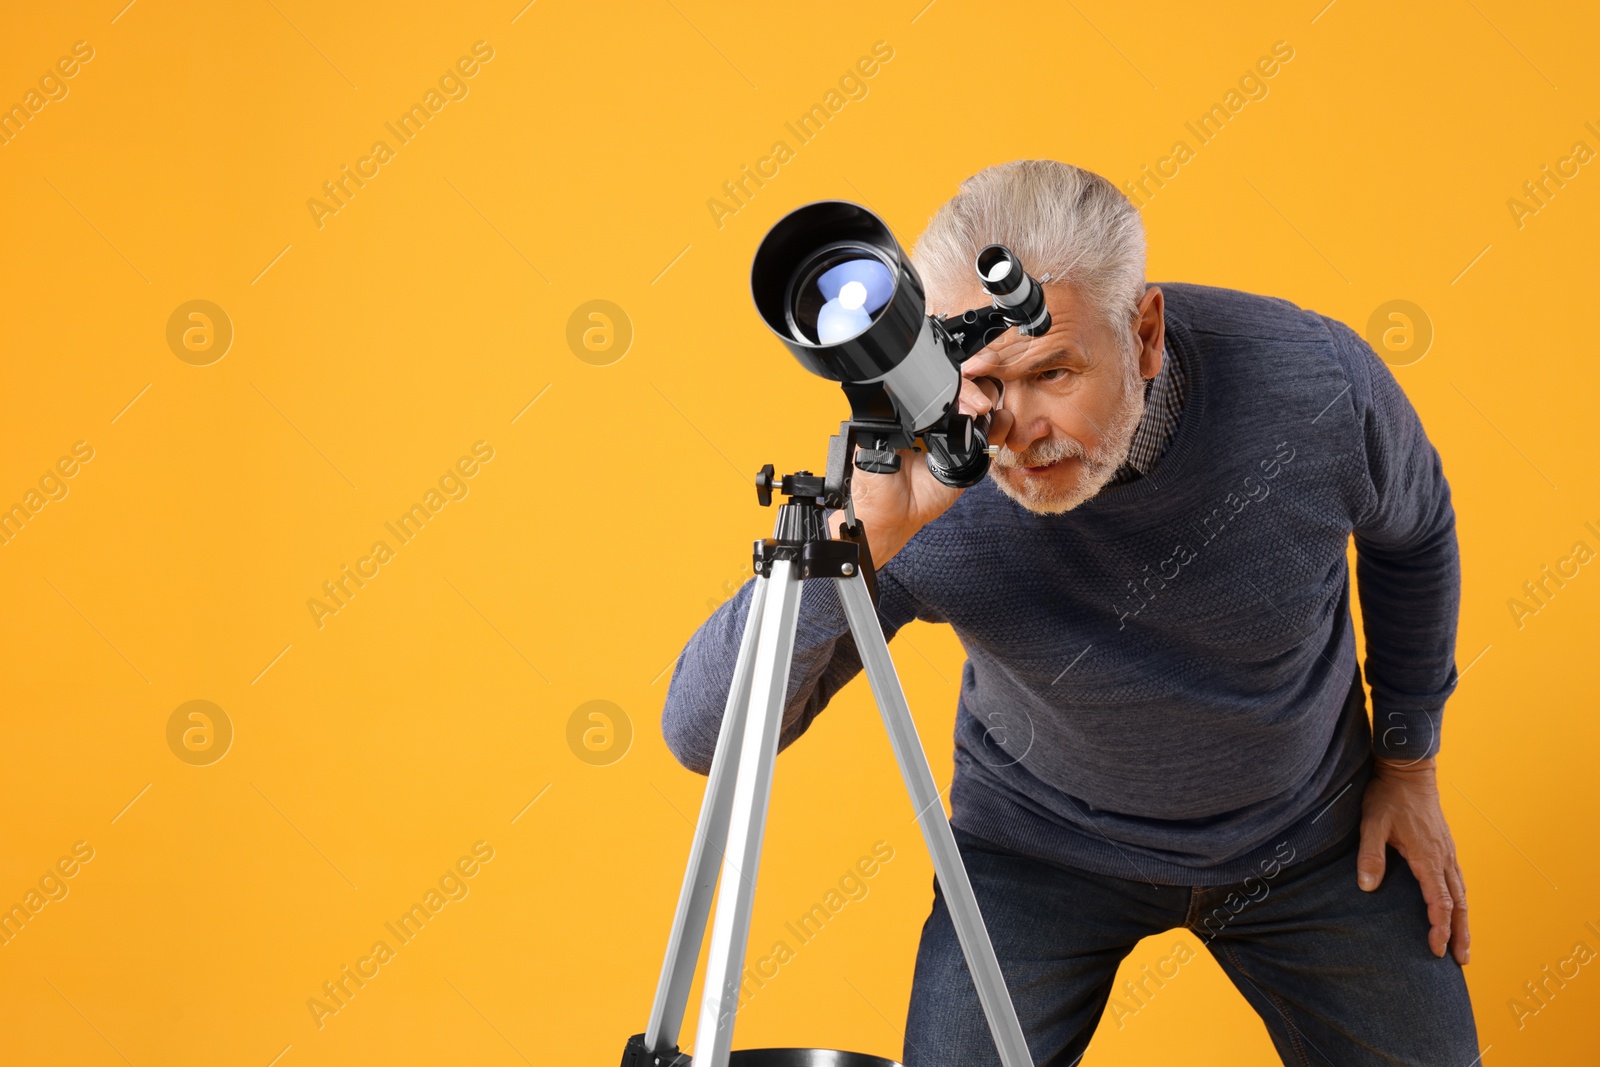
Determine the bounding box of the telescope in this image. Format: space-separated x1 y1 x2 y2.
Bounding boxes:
618 200 1047 1067
750 200 1052 497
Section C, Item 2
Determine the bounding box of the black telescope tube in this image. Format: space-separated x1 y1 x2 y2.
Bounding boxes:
750 201 928 383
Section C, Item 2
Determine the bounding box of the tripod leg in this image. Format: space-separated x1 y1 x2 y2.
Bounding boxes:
835 572 1035 1067
646 576 771 1052
690 559 805 1067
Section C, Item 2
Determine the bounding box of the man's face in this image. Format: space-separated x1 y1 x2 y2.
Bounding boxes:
937 280 1164 515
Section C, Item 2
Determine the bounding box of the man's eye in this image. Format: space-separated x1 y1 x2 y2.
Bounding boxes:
1038 367 1071 382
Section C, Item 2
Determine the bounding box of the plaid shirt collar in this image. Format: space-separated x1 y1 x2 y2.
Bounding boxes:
1106 342 1187 486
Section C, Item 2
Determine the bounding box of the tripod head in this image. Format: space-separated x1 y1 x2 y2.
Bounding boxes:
752 462 878 607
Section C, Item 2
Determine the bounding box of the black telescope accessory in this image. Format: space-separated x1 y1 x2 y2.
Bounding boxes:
749 201 1049 493
915 394 991 490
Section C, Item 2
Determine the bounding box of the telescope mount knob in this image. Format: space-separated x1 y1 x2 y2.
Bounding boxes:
755 463 776 507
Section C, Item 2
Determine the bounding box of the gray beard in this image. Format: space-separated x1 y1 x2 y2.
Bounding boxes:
987 356 1147 515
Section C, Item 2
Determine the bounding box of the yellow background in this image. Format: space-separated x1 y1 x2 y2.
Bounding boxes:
1 0 1596 1063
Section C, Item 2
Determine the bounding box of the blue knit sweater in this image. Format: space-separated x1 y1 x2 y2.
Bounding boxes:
662 282 1460 885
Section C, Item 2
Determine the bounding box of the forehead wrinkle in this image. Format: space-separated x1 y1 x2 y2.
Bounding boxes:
980 334 1091 376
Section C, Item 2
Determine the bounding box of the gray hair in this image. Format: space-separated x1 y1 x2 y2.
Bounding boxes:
912 159 1147 355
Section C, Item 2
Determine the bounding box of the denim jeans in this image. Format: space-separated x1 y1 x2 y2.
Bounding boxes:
904 824 1478 1066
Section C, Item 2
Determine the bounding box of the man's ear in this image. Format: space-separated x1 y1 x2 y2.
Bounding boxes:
1136 285 1165 380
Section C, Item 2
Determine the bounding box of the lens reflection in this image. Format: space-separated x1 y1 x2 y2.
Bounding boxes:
788 249 893 345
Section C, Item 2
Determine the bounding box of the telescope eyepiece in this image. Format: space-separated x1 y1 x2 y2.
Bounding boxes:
976 245 1025 296
976 243 1051 337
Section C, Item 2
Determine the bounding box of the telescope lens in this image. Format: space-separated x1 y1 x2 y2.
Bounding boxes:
786 246 894 345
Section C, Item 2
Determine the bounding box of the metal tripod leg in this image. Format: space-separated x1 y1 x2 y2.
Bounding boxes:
645 576 771 1052
836 572 1034 1067
636 554 1032 1067
690 558 805 1067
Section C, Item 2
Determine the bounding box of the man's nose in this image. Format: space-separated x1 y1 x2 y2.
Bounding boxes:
999 390 1051 453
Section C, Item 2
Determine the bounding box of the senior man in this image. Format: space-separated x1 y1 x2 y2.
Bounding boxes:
661 159 1476 1065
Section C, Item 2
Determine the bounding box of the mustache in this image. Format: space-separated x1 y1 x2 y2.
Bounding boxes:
992 436 1085 469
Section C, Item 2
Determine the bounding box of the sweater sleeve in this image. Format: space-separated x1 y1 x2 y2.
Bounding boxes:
1327 318 1461 762
660 556 929 775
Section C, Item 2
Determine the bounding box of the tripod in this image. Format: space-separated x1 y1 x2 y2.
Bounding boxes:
621 456 1034 1067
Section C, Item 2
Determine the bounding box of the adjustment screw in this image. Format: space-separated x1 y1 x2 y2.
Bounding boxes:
841 563 855 576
